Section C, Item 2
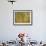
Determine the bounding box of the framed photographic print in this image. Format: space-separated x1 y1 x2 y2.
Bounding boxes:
13 10 32 25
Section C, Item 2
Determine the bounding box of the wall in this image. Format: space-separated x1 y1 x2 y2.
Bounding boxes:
0 0 46 42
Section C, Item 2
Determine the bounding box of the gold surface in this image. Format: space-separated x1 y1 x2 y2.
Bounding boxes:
15 12 31 23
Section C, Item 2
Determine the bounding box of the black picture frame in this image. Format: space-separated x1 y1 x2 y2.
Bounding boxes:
13 10 33 26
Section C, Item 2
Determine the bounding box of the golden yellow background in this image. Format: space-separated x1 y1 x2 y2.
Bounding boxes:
15 12 31 23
